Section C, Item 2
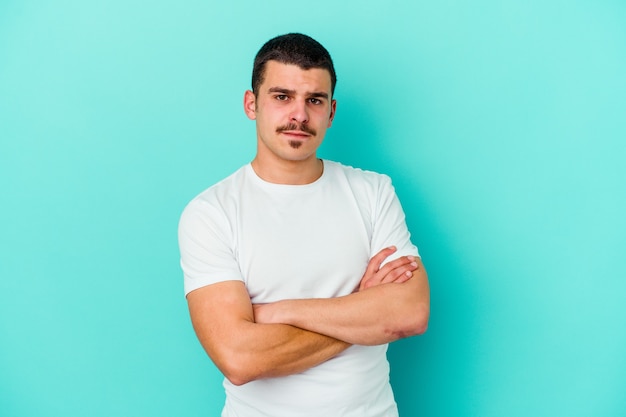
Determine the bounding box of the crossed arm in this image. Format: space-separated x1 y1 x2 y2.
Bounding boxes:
186 246 430 386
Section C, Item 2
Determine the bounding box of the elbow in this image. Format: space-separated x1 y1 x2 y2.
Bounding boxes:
392 302 429 340
222 361 258 386
225 373 253 387
215 351 261 386
223 365 250 386
410 302 430 336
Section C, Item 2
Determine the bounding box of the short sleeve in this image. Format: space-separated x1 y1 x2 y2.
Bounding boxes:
370 175 419 263
178 198 243 296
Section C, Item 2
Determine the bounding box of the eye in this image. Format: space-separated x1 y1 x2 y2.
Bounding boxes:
308 98 322 105
275 94 289 101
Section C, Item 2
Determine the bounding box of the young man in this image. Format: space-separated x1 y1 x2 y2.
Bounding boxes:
178 33 430 417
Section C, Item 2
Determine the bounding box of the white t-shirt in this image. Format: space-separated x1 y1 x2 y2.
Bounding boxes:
178 160 419 417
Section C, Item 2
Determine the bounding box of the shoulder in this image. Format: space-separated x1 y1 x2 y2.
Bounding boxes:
324 160 393 192
179 165 248 226
192 166 247 204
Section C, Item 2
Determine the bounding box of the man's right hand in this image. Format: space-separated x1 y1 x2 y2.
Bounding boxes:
358 246 419 291
254 248 429 346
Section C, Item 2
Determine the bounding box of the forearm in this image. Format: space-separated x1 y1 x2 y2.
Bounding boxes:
187 282 350 386
255 267 429 346
217 322 350 385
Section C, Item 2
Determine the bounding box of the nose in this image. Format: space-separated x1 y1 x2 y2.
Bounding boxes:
289 99 309 124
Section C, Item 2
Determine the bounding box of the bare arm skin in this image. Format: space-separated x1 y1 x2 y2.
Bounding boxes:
187 281 350 386
187 247 417 386
253 256 430 346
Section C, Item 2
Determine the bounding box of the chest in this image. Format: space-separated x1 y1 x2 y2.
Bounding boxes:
235 186 373 303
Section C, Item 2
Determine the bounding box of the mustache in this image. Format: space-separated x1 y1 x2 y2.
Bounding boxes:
276 123 316 136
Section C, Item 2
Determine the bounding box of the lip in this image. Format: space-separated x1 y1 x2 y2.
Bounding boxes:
280 130 312 138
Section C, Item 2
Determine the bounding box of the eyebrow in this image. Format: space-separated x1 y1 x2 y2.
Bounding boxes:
268 87 329 100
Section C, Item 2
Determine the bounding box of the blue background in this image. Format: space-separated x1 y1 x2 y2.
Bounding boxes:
1 1 625 416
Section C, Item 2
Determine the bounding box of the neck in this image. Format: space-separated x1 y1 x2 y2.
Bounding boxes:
251 156 323 185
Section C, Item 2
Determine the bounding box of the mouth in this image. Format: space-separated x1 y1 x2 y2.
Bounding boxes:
276 123 316 138
280 130 312 139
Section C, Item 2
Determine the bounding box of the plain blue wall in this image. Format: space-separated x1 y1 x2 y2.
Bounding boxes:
1 1 625 416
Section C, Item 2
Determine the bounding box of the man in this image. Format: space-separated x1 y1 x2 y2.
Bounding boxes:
178 33 430 417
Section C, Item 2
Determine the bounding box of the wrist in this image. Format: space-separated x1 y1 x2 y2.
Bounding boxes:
254 300 289 325
270 300 291 325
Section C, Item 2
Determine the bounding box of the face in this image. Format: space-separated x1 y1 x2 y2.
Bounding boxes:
244 61 336 166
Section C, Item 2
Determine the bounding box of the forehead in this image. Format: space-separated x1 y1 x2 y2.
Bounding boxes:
260 60 332 94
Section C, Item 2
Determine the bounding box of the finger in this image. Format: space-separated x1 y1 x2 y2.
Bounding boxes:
380 262 417 284
362 259 416 290
359 247 406 291
360 247 397 290
377 255 419 277
360 273 379 291
363 263 415 289
366 246 397 273
363 268 411 289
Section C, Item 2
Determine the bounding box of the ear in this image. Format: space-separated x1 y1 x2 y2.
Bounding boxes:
327 99 337 127
243 90 257 120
